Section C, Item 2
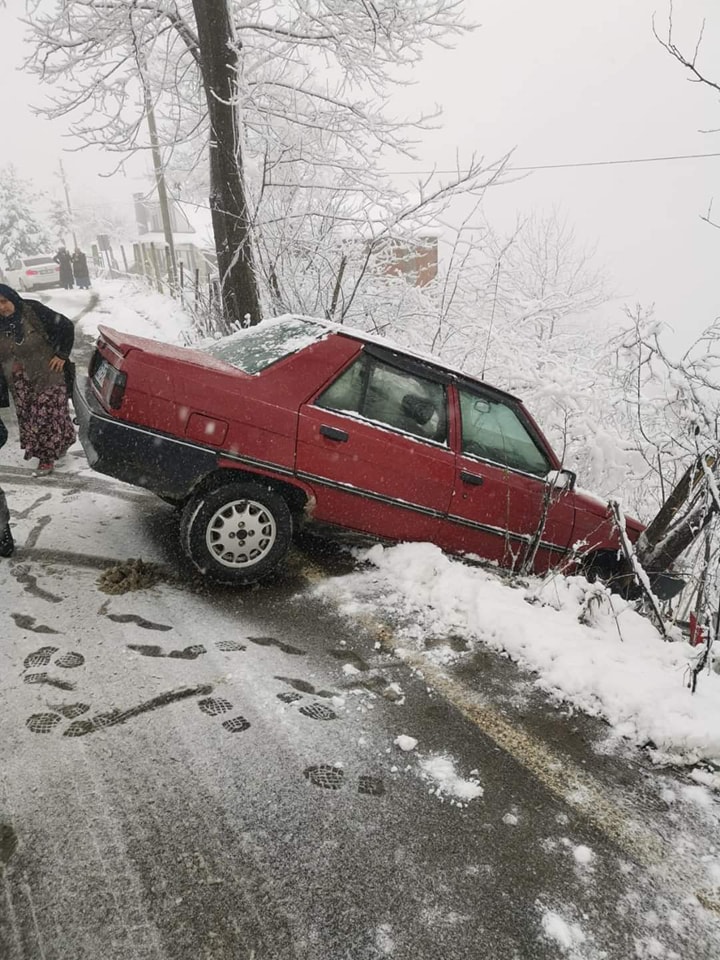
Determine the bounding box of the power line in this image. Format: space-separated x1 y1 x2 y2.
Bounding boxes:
510 150 720 171
262 150 720 191
69 149 720 207
389 150 720 176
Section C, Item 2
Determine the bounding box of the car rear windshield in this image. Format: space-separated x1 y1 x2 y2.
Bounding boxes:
203 317 330 374
23 257 56 266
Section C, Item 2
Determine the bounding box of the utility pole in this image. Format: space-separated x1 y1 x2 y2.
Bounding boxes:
141 75 177 293
58 160 78 248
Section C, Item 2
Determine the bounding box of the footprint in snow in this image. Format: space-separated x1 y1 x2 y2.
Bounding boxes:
303 765 385 796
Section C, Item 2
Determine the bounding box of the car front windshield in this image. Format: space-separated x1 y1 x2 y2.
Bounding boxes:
203 317 330 375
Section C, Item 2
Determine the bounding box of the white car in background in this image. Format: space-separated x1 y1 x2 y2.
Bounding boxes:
3 255 60 291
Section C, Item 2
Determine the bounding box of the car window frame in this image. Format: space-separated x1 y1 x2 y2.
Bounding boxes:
314 346 451 446
456 384 553 479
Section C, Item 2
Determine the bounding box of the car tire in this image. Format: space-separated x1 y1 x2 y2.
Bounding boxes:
180 481 293 585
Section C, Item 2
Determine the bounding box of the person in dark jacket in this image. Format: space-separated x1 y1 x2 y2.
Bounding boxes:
0 283 75 477
53 246 74 290
71 248 91 289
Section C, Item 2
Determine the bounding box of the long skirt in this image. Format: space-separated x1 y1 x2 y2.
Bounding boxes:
12 369 76 462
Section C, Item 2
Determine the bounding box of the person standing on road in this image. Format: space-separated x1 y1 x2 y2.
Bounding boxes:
71 248 91 290
53 246 74 290
0 283 75 477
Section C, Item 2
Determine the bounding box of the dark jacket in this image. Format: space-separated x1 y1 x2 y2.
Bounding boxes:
0 300 75 407
72 251 89 278
25 299 75 359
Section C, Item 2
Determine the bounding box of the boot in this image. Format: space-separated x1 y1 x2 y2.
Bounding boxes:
0 490 13 558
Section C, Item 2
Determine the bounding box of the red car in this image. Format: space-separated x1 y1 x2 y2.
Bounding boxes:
74 316 643 585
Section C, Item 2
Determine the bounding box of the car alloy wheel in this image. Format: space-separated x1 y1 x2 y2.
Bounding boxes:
180 481 293 585
206 497 277 568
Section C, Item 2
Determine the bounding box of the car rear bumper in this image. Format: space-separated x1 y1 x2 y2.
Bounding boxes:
73 375 218 500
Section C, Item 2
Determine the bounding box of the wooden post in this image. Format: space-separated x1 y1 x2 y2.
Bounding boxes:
195 268 200 305
165 244 175 297
149 242 163 293
120 245 129 274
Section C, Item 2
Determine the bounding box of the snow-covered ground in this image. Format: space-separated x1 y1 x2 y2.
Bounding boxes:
316 543 720 776
7 278 720 777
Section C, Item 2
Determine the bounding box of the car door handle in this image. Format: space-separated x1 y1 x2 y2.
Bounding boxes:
460 470 484 486
320 424 349 442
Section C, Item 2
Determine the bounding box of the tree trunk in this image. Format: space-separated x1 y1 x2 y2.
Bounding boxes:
191 0 262 330
635 454 717 572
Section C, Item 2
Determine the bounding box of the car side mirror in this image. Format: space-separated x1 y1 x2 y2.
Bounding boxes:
548 468 577 491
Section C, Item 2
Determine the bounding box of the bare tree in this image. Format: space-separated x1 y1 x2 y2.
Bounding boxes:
654 3 720 232
610 307 720 607
653 3 720 96
22 0 478 329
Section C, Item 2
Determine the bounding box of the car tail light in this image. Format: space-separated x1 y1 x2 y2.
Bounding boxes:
26 269 37 276
108 369 127 409
89 349 128 409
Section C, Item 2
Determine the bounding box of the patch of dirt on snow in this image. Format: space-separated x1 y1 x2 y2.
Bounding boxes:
97 558 167 594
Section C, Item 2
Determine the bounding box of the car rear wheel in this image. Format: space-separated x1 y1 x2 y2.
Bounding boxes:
180 481 293 585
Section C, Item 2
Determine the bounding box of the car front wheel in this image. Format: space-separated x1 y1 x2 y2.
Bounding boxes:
180 481 293 584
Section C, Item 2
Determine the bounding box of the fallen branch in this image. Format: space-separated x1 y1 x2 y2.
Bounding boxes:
609 499 670 641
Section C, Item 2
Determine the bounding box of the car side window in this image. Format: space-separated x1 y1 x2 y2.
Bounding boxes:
315 354 367 416
458 387 550 476
316 354 448 444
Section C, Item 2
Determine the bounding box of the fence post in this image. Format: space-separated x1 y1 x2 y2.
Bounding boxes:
165 244 176 297
149 242 163 294
120 245 129 274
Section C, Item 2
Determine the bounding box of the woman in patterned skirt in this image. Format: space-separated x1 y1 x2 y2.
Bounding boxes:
0 283 75 477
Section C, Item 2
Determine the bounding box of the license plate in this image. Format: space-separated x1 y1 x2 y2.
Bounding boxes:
93 358 110 390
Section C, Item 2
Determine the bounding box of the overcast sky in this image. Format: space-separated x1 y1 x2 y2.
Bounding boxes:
390 0 720 351
2 0 719 352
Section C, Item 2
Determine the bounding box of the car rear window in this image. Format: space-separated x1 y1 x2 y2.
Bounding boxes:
23 257 56 266
203 317 330 374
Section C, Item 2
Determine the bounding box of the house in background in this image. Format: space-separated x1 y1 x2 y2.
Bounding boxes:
129 191 438 301
372 234 439 287
131 193 216 288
